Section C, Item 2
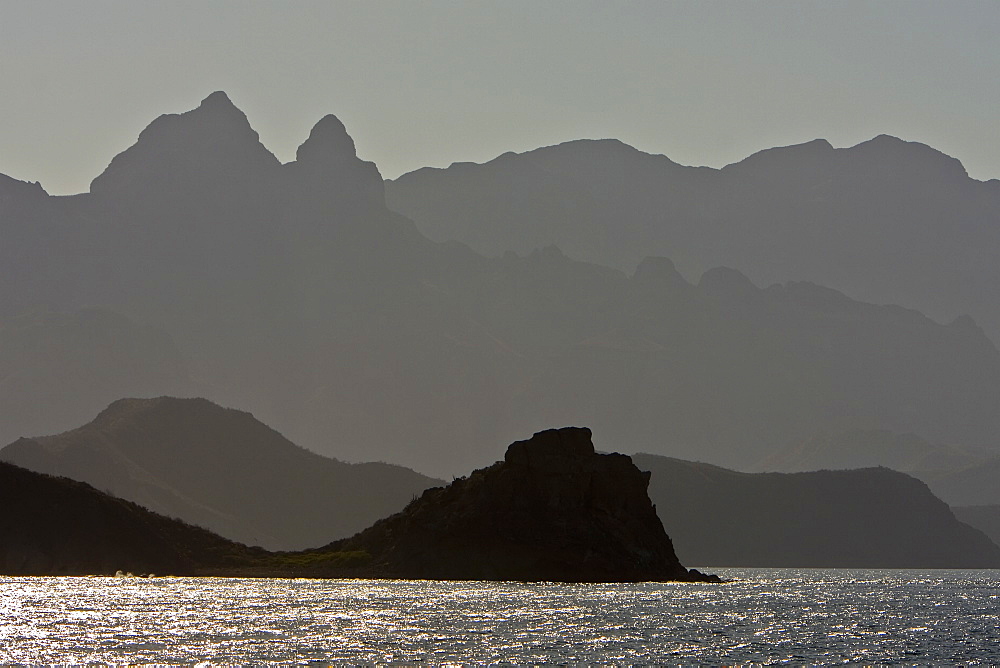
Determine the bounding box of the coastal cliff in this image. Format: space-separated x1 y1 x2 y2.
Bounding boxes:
319 427 716 582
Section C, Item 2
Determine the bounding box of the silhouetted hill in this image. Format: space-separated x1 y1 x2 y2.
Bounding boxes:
387 135 1000 344
953 506 1000 548
0 398 440 550
3 93 1000 475
631 453 1000 568
321 427 716 582
0 461 260 575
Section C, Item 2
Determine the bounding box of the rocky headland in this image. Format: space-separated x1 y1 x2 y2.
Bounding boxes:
1 427 717 582
315 427 718 582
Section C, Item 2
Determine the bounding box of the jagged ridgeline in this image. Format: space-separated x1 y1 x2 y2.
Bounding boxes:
2 92 999 476
387 135 1000 345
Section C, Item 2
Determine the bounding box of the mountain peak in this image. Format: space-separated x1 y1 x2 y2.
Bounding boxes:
90 93 279 196
199 90 236 110
295 114 358 164
847 135 969 180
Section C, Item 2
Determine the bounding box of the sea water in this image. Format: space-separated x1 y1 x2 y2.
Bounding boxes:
2 568 998 664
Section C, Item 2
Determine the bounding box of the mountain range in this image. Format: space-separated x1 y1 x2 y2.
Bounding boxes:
758 428 1000 508
388 134 1000 345
2 92 999 475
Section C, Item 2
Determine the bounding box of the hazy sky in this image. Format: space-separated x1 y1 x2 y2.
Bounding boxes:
2 0 999 195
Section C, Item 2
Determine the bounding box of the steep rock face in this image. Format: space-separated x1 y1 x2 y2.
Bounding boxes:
89 91 280 199
327 427 714 582
632 453 1000 568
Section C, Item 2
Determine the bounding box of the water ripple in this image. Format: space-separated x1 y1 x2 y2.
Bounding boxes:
1 569 998 664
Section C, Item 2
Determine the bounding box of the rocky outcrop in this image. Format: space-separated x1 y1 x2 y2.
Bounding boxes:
323 427 717 582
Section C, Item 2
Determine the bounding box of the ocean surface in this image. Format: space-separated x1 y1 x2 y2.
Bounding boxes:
2 568 998 665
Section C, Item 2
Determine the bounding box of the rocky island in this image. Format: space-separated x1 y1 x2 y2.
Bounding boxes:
1 426 716 582
309 427 718 582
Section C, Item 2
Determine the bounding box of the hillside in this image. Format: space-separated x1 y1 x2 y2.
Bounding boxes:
631 453 1000 568
0 461 260 575
387 135 1000 345
1 397 440 550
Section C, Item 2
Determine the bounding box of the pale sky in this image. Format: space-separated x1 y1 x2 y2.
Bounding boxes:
2 0 999 195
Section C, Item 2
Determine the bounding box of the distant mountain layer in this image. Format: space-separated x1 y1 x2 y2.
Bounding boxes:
920 458 1000 507
0 461 260 576
0 308 194 441
953 506 1000 548
758 428 988 474
0 397 440 550
631 453 1000 568
3 92 1000 475
387 135 1000 344
757 429 1000 507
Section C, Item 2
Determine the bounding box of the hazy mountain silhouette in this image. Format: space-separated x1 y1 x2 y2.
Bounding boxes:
387 135 1000 344
918 457 1000 507
631 453 1000 568
758 429 989 475
0 397 440 550
0 308 195 441
3 92 1000 475
757 428 1000 507
0 460 261 575
953 505 1000 548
